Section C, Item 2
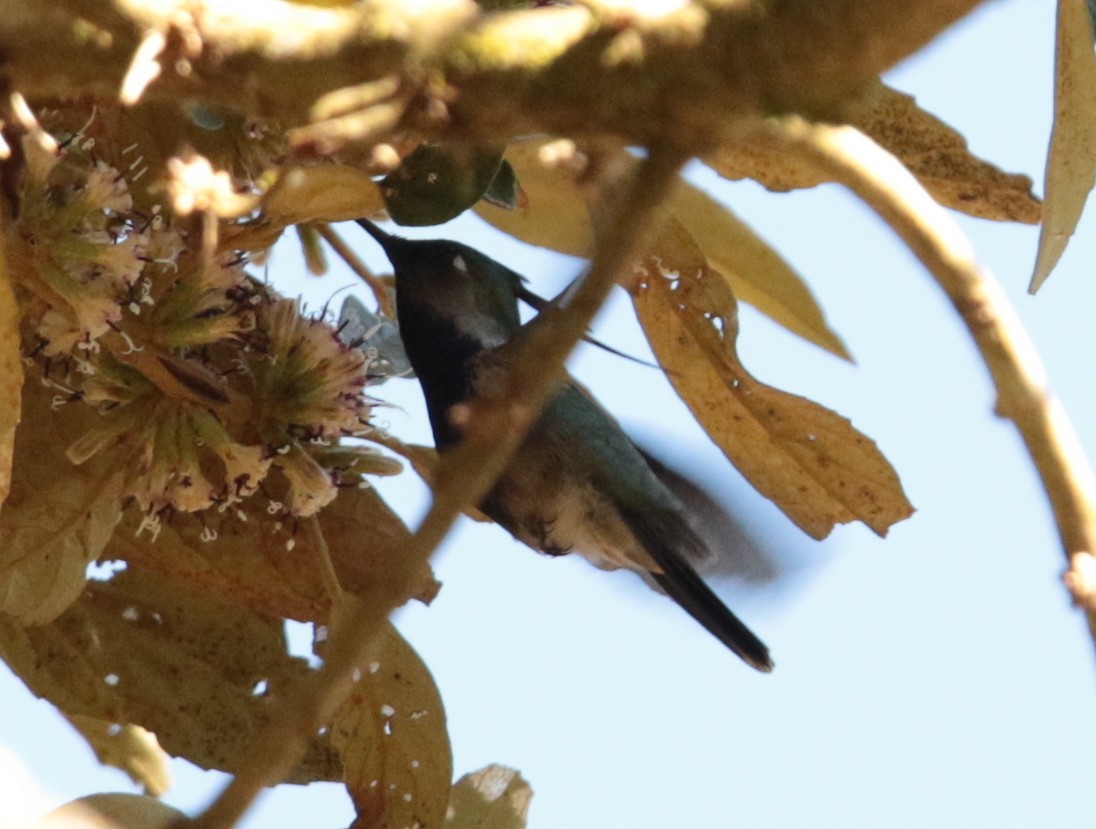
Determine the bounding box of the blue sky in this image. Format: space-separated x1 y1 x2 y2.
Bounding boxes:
5 1 1096 827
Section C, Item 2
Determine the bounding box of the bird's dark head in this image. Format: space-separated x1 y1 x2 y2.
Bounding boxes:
358 219 523 349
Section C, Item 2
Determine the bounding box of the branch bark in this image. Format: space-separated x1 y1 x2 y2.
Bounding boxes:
1 0 986 153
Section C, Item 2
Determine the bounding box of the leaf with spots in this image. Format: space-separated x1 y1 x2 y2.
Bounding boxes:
332 620 452 829
445 765 532 829
0 566 341 782
629 218 913 539
706 82 1040 225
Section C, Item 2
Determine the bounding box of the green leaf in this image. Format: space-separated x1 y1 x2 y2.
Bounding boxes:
382 144 504 226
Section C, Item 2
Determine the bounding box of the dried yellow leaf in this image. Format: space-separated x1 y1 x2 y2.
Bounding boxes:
707 83 1040 225
332 621 452 829
630 219 913 539
474 140 846 358
0 567 340 782
264 164 385 226
65 715 171 797
1031 0 1096 291
445 765 532 829
669 181 851 360
0 378 125 624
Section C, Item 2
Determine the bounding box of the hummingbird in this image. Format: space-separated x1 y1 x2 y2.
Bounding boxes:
357 219 773 672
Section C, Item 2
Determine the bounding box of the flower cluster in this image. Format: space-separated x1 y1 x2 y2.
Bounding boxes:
12 114 390 528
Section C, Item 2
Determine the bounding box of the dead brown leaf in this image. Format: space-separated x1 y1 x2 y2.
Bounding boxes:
332 621 452 829
0 566 341 782
629 219 913 539
707 83 1040 225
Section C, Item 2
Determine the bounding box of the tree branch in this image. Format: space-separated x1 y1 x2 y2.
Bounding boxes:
1 0 985 153
766 116 1096 648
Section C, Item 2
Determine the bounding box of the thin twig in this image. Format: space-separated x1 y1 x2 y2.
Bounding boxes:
315 223 395 317
187 147 686 829
766 116 1096 647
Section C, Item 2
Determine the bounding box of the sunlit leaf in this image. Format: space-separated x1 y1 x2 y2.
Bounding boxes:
473 141 591 257
223 163 387 253
332 620 452 829
1031 0 1096 291
0 378 126 624
629 219 914 539
264 165 385 225
0 567 341 782
445 765 532 829
383 144 504 226
474 140 846 357
668 181 851 360
847 84 1039 224
65 715 171 797
109 483 436 625
707 83 1040 225
0 228 23 511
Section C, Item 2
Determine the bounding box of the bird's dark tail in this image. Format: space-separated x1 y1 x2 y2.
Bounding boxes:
621 504 774 672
